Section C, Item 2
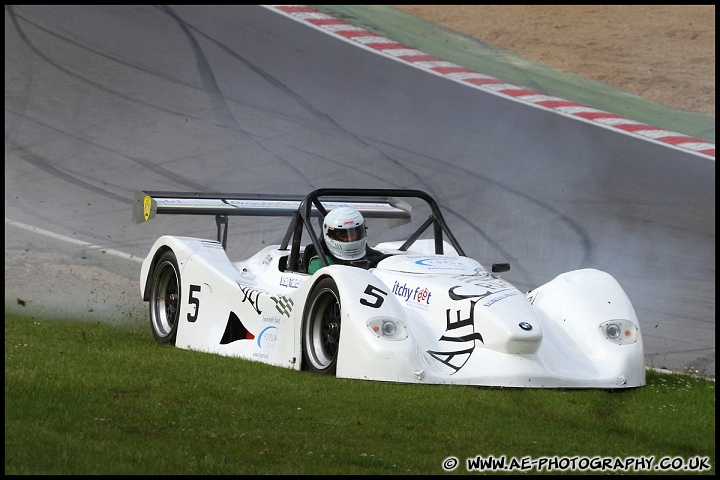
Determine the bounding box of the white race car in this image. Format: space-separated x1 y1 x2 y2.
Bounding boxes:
133 188 645 388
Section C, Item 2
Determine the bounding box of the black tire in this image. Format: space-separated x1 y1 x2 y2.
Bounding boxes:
149 250 181 345
302 277 341 375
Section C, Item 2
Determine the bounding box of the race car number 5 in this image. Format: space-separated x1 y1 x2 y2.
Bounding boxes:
188 284 201 322
360 284 387 308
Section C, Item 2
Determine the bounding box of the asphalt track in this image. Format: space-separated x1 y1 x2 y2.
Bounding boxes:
4 5 715 378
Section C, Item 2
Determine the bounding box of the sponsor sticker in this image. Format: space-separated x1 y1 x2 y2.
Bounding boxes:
391 280 432 309
279 276 302 288
143 195 152 221
257 325 279 348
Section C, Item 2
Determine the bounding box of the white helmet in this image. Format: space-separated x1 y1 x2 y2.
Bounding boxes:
323 207 367 261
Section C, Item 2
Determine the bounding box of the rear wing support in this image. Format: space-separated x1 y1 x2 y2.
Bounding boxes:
215 215 229 248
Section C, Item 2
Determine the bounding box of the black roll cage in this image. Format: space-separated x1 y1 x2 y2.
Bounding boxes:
279 188 465 272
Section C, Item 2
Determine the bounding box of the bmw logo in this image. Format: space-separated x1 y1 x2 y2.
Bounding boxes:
519 322 533 331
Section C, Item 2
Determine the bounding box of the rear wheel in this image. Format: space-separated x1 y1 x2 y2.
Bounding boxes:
302 278 341 374
149 250 181 344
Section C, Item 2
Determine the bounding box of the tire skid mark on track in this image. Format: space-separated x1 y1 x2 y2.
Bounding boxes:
10 142 132 205
157 4 313 187
6 6 307 189
160 4 417 188
155 6 436 192
5 108 211 193
5 6 223 192
6 6 219 127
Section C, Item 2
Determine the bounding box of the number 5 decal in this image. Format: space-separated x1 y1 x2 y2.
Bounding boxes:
188 284 201 322
360 284 387 308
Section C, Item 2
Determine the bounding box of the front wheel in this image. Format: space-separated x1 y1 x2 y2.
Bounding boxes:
149 250 181 344
302 277 341 375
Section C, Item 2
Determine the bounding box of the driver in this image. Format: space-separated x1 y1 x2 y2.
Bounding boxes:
308 207 381 274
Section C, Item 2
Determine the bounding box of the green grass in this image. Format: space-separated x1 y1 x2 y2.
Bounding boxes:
5 313 715 475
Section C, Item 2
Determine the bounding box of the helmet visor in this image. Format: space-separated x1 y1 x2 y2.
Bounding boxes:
327 225 365 243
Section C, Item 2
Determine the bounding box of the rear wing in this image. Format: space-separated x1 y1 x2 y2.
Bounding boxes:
132 189 411 223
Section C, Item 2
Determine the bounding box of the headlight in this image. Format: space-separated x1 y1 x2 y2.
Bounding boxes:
606 323 621 340
599 320 638 345
367 317 408 340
